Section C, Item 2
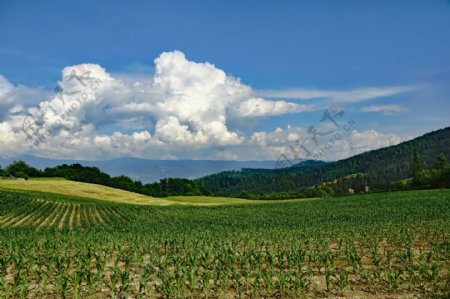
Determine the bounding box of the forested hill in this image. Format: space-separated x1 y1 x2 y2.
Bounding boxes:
196 127 450 196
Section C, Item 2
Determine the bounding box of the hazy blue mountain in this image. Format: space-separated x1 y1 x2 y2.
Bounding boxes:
0 155 277 183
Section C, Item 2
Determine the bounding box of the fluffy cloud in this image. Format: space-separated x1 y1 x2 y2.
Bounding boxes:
247 126 404 161
0 51 314 159
347 129 402 151
0 122 26 157
361 104 407 115
0 75 51 121
0 51 411 161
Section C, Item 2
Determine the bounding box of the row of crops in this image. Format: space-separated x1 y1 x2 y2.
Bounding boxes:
0 190 126 230
0 188 449 298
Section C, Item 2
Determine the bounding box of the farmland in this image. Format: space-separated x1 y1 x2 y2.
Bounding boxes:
0 188 449 298
0 178 173 206
0 178 290 206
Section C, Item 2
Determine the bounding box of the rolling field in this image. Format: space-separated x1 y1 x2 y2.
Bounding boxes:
0 189 314 230
0 188 449 298
0 178 173 206
0 178 278 206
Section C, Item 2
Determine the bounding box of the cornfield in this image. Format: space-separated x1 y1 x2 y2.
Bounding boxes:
0 188 449 298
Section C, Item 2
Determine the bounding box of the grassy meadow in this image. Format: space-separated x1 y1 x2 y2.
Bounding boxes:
0 187 449 298
0 178 173 206
0 178 312 207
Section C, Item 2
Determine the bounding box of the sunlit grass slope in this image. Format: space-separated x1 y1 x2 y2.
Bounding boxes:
0 178 313 206
0 178 173 205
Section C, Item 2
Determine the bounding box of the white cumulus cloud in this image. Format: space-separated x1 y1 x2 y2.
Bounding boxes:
0 51 314 159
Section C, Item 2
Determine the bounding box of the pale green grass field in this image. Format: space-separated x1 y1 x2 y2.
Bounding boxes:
0 178 173 205
0 178 314 206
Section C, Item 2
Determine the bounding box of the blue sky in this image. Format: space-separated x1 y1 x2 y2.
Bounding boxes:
0 0 449 160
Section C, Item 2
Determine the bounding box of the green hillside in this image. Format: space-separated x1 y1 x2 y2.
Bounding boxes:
196 127 450 196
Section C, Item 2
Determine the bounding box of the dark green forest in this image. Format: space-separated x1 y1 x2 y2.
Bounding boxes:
1 127 449 199
195 127 450 197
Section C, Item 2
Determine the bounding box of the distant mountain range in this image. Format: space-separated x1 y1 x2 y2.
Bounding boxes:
0 156 277 183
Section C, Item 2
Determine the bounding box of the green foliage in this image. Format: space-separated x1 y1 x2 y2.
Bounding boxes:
110 175 137 191
401 153 450 189
145 178 203 197
434 153 448 171
426 154 450 188
43 163 111 185
412 149 425 187
4 160 41 178
0 189 449 297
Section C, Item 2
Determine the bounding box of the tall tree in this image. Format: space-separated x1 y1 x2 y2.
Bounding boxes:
411 149 424 187
434 153 449 170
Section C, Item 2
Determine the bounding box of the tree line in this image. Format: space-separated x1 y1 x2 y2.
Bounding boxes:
0 162 204 197
0 151 448 200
